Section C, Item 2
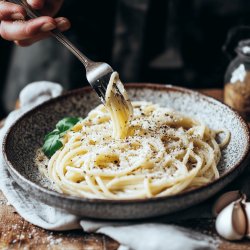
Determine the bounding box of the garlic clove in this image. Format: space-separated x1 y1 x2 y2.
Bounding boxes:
213 190 241 216
244 202 250 239
215 202 245 240
232 200 247 236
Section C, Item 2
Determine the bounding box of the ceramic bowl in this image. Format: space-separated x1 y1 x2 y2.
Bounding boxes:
2 84 250 220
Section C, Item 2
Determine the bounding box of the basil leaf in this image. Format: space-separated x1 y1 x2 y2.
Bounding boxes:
56 117 81 133
42 133 63 158
44 129 60 141
42 117 82 158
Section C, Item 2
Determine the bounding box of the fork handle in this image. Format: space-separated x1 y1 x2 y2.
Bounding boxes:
8 0 93 68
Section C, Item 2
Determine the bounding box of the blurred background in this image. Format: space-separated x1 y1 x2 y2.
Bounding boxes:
1 0 250 118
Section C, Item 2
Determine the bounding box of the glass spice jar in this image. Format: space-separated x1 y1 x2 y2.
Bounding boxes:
224 39 250 121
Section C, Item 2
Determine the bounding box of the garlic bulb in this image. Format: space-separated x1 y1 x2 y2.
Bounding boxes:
215 191 249 241
215 201 246 240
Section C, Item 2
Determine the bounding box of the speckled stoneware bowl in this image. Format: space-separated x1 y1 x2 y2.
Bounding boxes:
3 84 250 220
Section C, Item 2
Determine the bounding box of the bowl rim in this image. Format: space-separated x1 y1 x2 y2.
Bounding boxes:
2 83 250 204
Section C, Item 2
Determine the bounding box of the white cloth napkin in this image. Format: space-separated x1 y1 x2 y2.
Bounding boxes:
0 82 219 250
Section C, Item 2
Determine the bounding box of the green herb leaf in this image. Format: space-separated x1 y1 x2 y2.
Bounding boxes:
56 117 81 133
44 129 60 141
42 117 81 158
42 133 63 158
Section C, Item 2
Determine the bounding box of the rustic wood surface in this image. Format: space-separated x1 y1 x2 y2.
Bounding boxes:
1 89 250 250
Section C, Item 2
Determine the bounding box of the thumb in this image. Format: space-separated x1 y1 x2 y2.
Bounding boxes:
27 0 45 9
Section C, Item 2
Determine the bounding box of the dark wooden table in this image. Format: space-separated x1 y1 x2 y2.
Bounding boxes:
1 89 250 250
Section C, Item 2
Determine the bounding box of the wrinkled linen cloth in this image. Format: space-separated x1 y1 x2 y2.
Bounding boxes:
0 82 219 250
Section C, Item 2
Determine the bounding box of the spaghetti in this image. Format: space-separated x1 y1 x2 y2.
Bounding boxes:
42 73 230 199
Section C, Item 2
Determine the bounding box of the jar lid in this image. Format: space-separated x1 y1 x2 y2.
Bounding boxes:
237 39 250 56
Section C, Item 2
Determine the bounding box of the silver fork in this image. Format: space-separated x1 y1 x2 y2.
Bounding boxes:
8 0 118 104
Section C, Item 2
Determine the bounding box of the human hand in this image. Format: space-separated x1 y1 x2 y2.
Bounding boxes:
0 0 70 46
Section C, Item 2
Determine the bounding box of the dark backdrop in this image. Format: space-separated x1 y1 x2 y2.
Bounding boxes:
0 40 11 118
